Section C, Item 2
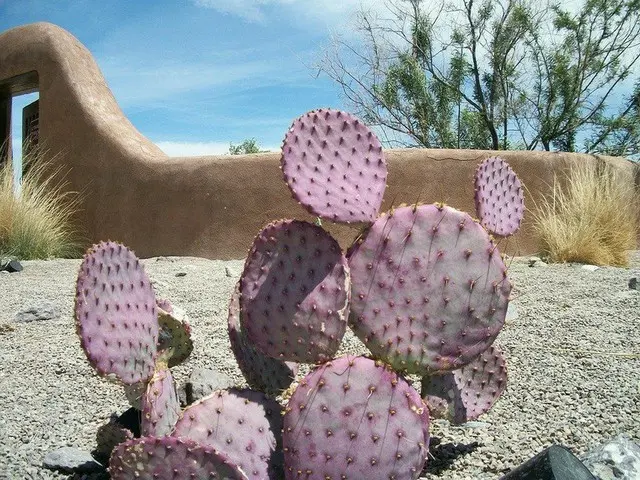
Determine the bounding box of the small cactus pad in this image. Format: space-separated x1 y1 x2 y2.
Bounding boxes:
421 343 507 424
156 300 193 368
228 281 298 395
75 241 158 385
95 421 134 461
171 389 281 480
348 204 511 375
474 156 524 236
281 108 387 224
283 355 429 480
240 219 350 363
141 366 181 437
109 436 248 480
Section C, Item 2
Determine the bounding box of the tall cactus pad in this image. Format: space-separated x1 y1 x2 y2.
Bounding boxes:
281 108 387 224
109 436 248 480
75 241 158 385
421 344 507 424
171 389 280 480
474 156 524 236
141 366 181 437
156 300 193 368
283 355 429 480
348 204 511 375
240 220 350 363
228 281 298 395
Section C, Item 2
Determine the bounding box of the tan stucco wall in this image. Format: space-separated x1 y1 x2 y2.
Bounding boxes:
1 22 638 260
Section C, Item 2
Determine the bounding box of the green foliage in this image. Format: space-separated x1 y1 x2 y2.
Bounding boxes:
320 0 640 155
228 138 267 155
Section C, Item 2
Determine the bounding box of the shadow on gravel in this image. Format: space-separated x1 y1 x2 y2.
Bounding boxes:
422 436 481 476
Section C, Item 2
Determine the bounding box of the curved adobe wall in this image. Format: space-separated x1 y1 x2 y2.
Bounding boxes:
0 22 637 259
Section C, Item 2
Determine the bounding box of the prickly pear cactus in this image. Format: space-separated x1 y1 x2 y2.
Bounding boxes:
75 241 158 385
228 281 297 396
140 365 181 437
240 219 350 363
283 355 429 480
474 156 524 237
421 343 507 424
109 436 248 479
171 389 281 480
281 108 387 224
348 204 511 375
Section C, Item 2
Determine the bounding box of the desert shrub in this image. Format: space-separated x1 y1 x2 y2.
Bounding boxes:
0 147 84 259
531 158 639 266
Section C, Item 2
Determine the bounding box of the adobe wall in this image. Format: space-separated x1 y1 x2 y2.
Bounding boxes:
0 22 638 260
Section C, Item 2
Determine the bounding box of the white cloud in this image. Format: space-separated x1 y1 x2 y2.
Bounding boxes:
154 140 279 157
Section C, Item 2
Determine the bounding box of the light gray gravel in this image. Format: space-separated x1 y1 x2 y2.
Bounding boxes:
0 251 638 479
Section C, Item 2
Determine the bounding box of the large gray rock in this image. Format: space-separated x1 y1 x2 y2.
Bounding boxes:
14 301 59 322
43 447 103 473
581 434 640 480
178 366 236 406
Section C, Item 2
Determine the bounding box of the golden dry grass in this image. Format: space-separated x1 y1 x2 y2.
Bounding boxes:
0 147 85 259
530 159 639 266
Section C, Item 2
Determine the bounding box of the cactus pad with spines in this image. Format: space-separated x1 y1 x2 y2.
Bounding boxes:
421 343 508 424
474 156 524 236
171 389 281 480
109 436 248 479
140 365 181 437
228 281 297 395
281 108 387 224
240 219 350 364
75 241 158 385
348 204 511 375
282 355 429 480
156 299 193 368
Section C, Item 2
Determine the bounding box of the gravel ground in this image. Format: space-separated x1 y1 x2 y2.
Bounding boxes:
0 251 638 479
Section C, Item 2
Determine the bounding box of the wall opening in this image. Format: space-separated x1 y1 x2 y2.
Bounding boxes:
10 92 40 195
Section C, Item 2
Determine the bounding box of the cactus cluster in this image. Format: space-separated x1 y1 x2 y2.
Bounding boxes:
75 108 524 479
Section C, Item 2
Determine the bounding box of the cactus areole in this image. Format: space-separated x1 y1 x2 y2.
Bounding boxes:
348 204 511 376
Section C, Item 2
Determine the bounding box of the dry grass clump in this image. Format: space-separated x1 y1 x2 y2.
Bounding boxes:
531 159 639 266
0 147 85 259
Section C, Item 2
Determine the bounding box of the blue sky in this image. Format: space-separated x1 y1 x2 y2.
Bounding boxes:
1 0 390 161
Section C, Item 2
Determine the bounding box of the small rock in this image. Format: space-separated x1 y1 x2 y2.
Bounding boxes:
14 301 59 322
459 421 491 429
528 257 547 267
629 277 638 290
582 265 600 272
506 302 518 322
43 447 103 473
225 266 233 277
581 434 640 480
175 272 187 277
179 367 236 406
1 258 23 272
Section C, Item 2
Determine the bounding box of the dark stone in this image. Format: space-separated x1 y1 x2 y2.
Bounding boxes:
178 367 235 406
629 277 638 290
1 258 22 272
42 447 103 473
500 445 596 480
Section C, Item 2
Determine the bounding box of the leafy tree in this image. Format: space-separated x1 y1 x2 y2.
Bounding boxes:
228 138 267 155
319 0 640 155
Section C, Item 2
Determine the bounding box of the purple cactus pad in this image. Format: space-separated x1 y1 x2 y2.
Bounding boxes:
156 300 193 368
141 366 181 437
348 204 512 375
283 355 429 480
228 280 298 395
240 219 349 364
281 108 387 224
422 343 508 424
75 241 158 385
474 156 525 236
109 436 248 479
171 389 281 480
